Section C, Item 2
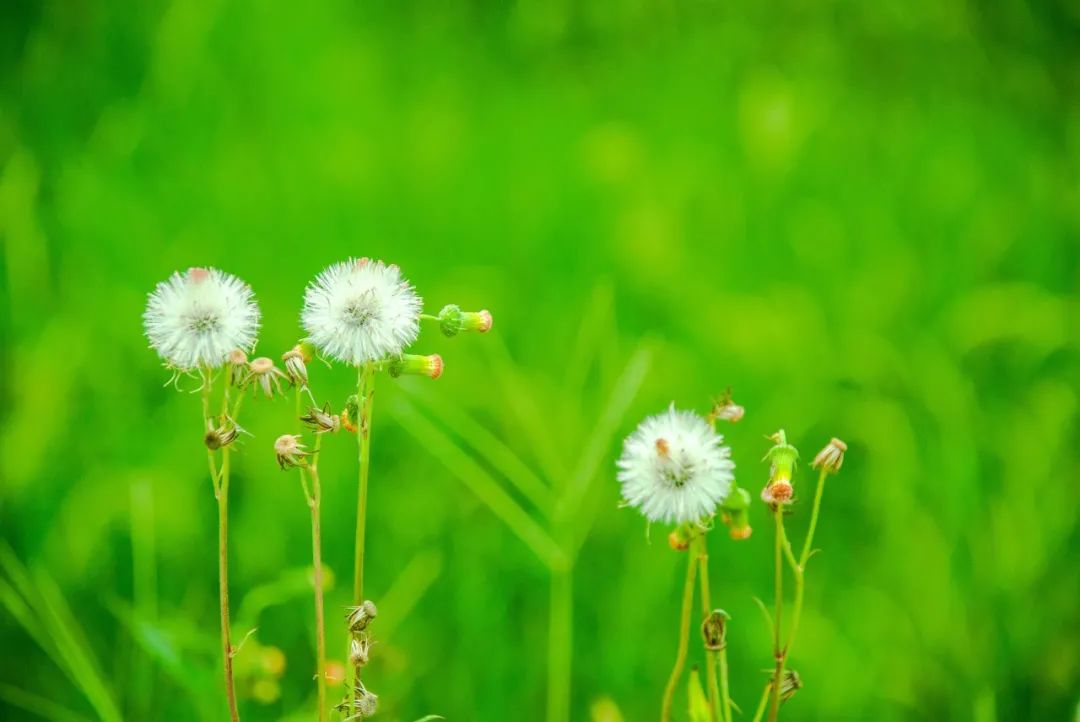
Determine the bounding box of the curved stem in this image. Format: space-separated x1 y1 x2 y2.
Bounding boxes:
693 535 722 722
661 546 698 722
768 507 784 722
750 683 771 722
352 363 376 706
783 470 828 665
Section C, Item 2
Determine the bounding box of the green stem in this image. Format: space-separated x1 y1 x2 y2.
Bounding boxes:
718 647 732 722
693 534 722 722
768 507 784 722
783 469 829 664
202 369 240 722
661 546 698 722
750 683 771 722
352 363 376 706
297 390 327 722
546 562 572 722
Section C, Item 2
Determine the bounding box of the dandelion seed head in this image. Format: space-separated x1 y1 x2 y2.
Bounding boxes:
302 258 422 366
617 404 735 525
143 268 260 371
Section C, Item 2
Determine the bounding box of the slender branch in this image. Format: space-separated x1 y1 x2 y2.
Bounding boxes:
783 469 829 664
661 546 698 722
750 683 771 722
546 562 572 722
693 534 722 722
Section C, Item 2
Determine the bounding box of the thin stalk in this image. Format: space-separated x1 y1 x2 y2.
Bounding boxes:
783 469 829 664
768 507 784 722
546 562 572 722
202 369 240 722
692 534 722 722
750 683 771 722
718 646 732 722
297 390 327 722
661 547 698 722
352 363 376 705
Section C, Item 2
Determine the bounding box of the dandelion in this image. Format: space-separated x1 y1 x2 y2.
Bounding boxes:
617 404 735 525
143 267 260 371
301 258 422 366
811 438 847 474
282 343 312 388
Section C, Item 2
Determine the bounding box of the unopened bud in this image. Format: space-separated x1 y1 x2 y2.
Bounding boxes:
389 353 444 379
719 487 752 540
274 434 310 469
347 600 377 633
301 403 340 434
438 304 493 337
762 430 799 508
811 437 846 474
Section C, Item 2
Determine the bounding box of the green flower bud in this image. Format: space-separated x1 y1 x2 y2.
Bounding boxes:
719 487 752 539
388 353 444 379
438 304 493 337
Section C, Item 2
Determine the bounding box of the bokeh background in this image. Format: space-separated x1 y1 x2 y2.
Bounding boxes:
1 1 1077 720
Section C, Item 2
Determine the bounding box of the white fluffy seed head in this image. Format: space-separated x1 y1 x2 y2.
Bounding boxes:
143 268 260 371
301 258 422 366
617 404 735 525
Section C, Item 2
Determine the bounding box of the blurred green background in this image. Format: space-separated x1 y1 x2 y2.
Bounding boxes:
1 0 1077 720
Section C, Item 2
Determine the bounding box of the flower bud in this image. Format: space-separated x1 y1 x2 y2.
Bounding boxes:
762 430 799 508
347 600 378 633
281 344 311 388
388 353 444 380
437 303 493 337
701 609 729 651
246 357 289 398
811 437 847 474
274 434 310 469
301 403 340 434
719 487 752 540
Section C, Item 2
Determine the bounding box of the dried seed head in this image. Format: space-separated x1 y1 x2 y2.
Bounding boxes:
204 417 244 450
274 434 309 469
811 437 847 474
301 403 341 434
776 669 802 702
227 349 250 387
707 388 745 424
349 637 370 667
701 609 729 650
282 345 310 388
245 357 289 398
347 600 378 633
353 688 378 718
438 303 493 337
388 353 444 379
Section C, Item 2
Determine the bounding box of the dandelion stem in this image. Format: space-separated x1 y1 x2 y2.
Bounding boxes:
693 534 723 722
768 507 785 722
661 544 698 722
750 683 771 722
546 561 572 722
352 362 376 706
297 389 327 722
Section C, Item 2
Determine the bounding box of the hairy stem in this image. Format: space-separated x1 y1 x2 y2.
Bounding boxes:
693 534 722 722
352 363 376 706
661 546 698 722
